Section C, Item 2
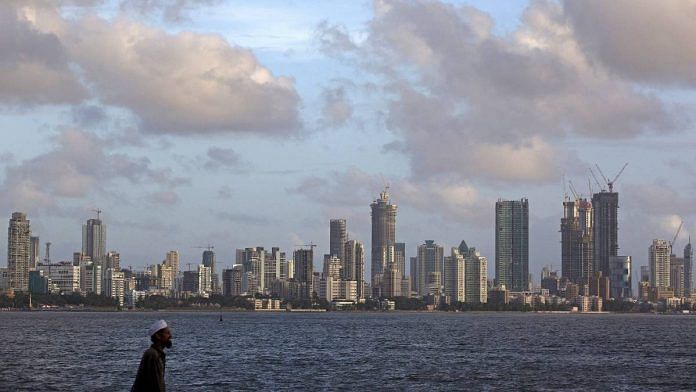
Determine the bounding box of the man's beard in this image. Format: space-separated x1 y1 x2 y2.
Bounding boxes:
164 340 172 349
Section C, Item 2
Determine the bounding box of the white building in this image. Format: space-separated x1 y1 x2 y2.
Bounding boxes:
464 250 488 304
650 239 671 290
443 247 465 303
38 262 80 294
340 280 358 302
197 265 212 295
104 268 125 307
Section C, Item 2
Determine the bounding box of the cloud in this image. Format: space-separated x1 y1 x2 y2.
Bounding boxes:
289 167 490 223
217 185 233 199
319 0 678 184
118 0 221 23
0 4 86 106
1 2 301 136
217 211 271 225
62 16 301 135
320 85 353 126
147 190 179 205
0 129 188 213
564 0 696 86
204 147 240 170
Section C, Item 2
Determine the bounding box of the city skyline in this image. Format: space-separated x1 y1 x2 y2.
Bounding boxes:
2 0 696 282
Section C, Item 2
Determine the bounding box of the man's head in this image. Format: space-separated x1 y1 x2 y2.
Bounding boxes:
148 320 173 349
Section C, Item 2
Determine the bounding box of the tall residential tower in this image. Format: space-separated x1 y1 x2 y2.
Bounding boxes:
495 199 529 291
8 212 31 291
371 188 397 297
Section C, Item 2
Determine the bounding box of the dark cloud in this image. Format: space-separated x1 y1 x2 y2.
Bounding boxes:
0 129 189 213
71 104 107 126
119 0 221 23
205 147 240 170
0 4 86 106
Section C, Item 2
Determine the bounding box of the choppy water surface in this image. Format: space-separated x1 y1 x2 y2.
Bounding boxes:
1 311 694 391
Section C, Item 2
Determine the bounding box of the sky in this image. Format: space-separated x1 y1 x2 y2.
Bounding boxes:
2 0 696 283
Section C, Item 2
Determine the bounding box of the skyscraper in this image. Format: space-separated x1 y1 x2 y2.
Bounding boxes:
344 239 365 299
330 219 347 263
8 212 31 292
592 191 619 277
684 241 693 297
82 217 106 263
460 241 488 304
443 247 465 303
609 255 632 299
293 248 314 300
395 242 406 279
371 188 397 296
29 236 40 271
416 240 444 296
165 250 179 290
649 239 670 290
495 199 529 291
202 250 217 292
561 198 593 285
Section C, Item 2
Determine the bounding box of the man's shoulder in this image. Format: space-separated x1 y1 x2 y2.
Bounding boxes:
142 347 162 360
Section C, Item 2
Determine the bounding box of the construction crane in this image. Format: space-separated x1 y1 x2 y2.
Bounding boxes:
670 219 684 252
595 163 628 193
193 244 215 252
295 242 317 250
588 167 603 191
186 263 194 272
568 180 581 200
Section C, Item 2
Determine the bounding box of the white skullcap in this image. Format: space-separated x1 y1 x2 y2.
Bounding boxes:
148 320 168 337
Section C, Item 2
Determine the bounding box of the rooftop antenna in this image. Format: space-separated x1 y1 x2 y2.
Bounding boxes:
44 242 52 264
93 208 102 221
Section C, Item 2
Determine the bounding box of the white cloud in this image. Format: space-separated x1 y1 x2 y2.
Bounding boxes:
564 0 696 86
319 0 678 184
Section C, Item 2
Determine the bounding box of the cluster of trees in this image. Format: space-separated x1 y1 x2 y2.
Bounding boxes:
0 293 118 309
137 294 255 310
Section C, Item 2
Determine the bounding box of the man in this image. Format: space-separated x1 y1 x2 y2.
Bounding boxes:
132 320 172 392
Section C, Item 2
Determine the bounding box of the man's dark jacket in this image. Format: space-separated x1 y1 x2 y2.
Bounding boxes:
131 345 166 392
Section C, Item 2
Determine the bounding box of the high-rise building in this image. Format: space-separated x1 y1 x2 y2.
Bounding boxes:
495 199 529 291
344 239 365 299
684 241 693 297
29 236 40 271
395 242 406 279
609 255 632 299
330 219 347 263
223 265 243 296
561 199 593 285
165 250 179 274
104 268 125 307
670 255 685 298
202 250 217 293
82 217 106 264
265 247 286 284
197 264 212 294
293 248 314 300
105 251 120 271
592 191 619 277
460 241 488 304
416 240 444 296
237 247 266 293
443 247 465 303
649 239 671 290
8 212 31 292
371 188 397 296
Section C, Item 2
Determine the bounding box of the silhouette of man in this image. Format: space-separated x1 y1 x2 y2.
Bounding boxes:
132 320 172 392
